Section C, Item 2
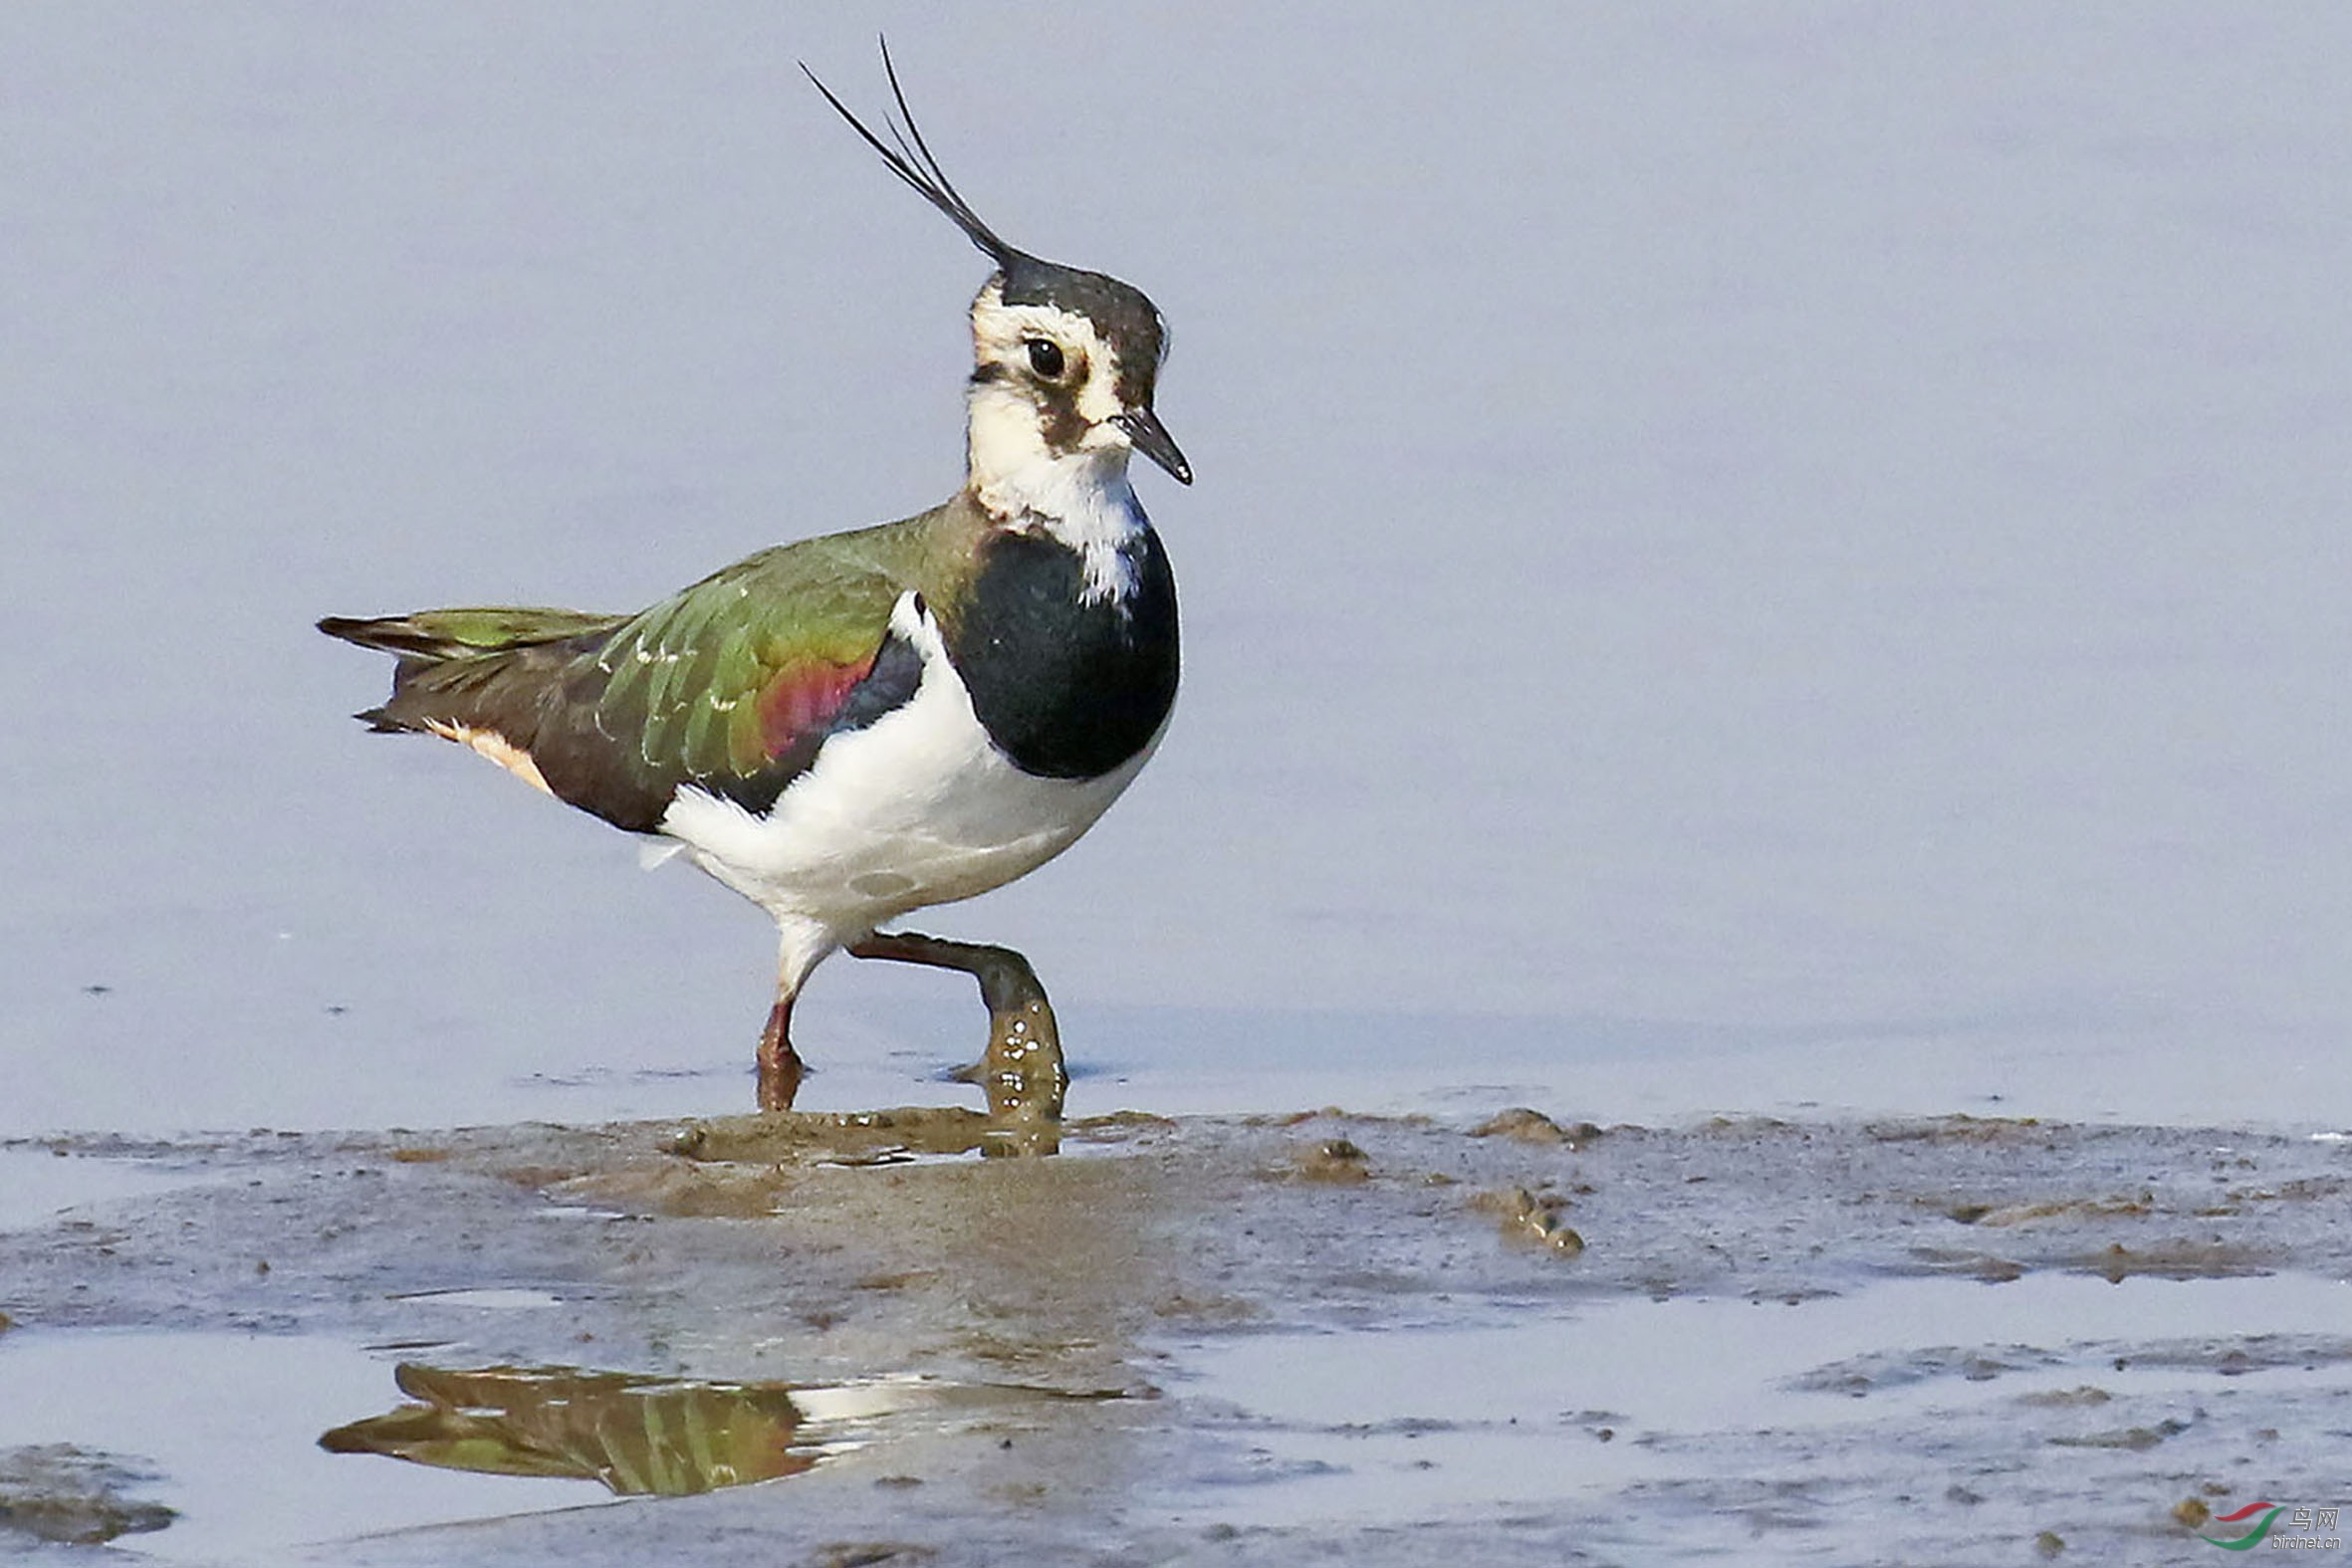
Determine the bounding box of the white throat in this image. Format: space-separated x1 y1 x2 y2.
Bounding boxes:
967 384 1148 601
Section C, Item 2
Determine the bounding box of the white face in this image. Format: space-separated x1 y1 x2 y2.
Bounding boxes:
965 279 1138 499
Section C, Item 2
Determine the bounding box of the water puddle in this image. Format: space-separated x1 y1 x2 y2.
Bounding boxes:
0 1330 603 1561
387 1288 567 1311
1160 1271 2352 1528
0 1147 220 1232
0 1326 1126 1560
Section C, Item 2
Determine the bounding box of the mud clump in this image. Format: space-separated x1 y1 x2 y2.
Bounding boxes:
1866 1115 2047 1145
1471 1186 1584 1256
667 1107 1005 1165
1960 1195 2154 1227
1290 1138 1371 1184
1469 1108 1604 1148
2016 1386 2112 1408
2079 1239 2274 1280
0 1445 175 1546
809 1544 937 1568
2046 1418 2187 1451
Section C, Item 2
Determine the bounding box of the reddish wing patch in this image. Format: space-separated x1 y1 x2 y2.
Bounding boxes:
756 657 875 760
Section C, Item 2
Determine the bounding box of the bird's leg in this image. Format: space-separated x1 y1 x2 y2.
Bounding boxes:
755 991 806 1113
758 926 835 1113
848 931 1067 1125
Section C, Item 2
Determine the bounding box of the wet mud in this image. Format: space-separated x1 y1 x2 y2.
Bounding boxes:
0 1445 174 1548
1 1111 2347 1564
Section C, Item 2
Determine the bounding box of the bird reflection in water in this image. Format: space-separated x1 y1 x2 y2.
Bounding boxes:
321 1364 819 1495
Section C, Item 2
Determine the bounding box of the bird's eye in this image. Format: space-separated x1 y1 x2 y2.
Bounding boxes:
1026 338 1065 379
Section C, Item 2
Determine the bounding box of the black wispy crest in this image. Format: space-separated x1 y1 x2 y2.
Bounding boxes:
802 38 1026 268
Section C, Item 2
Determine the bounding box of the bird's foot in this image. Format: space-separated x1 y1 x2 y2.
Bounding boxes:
968 987 1065 1157
851 931 1068 1134
969 983 1067 1126
755 996 806 1112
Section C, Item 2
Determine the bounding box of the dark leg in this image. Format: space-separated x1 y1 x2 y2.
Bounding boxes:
755 993 806 1112
848 931 1067 1124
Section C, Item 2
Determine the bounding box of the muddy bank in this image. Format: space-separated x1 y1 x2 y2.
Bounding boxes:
2 1110 2347 1564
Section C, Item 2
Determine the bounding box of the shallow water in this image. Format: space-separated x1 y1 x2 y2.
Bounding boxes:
1164 1272 2352 1529
12 1270 2344 1559
2 1114 2347 1563
6 4 2351 1140
0 1150 224 1232
0 1331 609 1560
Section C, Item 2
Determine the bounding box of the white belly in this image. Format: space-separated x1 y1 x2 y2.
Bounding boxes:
656 592 1158 953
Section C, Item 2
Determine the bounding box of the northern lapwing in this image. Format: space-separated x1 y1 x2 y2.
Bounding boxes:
320 46 1187 1126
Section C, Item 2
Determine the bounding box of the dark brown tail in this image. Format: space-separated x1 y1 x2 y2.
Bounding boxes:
319 605 679 829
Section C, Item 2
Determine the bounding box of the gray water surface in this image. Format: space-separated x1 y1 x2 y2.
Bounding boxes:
6 4 2349 1136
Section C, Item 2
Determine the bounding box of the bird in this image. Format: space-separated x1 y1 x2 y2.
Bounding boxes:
320 44 1188 1127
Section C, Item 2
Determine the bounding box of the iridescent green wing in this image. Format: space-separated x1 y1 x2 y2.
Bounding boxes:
593 546 895 785
571 505 978 822
328 502 985 832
